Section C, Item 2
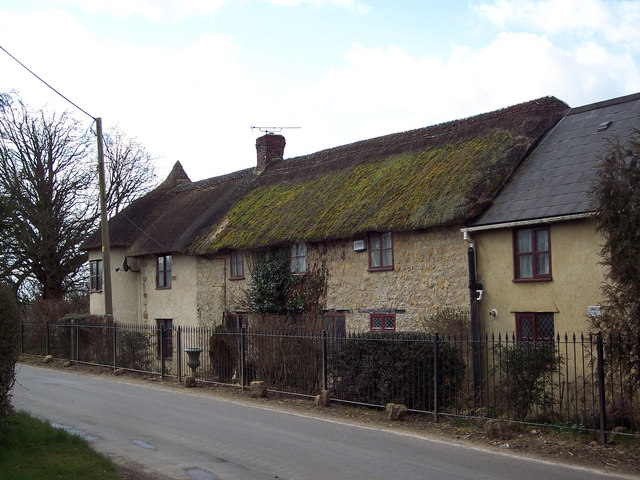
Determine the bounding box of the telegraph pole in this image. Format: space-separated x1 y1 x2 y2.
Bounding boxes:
96 117 113 319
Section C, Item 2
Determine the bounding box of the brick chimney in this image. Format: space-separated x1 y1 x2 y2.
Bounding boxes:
255 133 285 174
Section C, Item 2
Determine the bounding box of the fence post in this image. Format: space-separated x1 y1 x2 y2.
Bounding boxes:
433 333 439 423
112 322 117 371
177 325 182 382
241 327 247 388
322 330 328 391
597 332 607 446
70 319 76 362
160 323 165 379
75 320 79 363
20 320 24 355
45 321 50 357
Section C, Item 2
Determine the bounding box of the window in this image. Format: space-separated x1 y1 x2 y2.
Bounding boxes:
370 313 396 332
89 259 103 291
369 232 393 271
156 319 173 359
516 313 555 342
157 254 172 289
291 242 307 274
324 313 346 337
230 250 244 279
514 227 551 280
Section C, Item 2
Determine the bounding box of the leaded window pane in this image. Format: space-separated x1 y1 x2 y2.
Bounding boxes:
519 316 534 339
371 316 382 329
384 316 395 330
537 313 554 339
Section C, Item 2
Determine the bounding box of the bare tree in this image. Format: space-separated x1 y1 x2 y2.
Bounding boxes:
103 126 157 216
0 94 156 300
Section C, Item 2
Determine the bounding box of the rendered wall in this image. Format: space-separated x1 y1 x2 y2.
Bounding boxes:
473 219 605 336
88 247 139 324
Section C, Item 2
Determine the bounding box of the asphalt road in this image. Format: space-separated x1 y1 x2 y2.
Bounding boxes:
13 365 630 480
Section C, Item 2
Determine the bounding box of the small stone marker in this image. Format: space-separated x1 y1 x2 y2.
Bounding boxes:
250 380 267 398
42 355 53 364
386 403 408 421
185 376 197 388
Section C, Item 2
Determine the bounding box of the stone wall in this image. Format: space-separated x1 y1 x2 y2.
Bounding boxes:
221 226 470 331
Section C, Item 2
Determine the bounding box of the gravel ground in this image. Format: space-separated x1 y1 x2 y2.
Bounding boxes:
17 357 640 478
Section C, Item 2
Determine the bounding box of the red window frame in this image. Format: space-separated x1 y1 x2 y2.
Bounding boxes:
370 313 396 332
156 318 173 359
230 250 244 280
157 254 172 289
516 313 555 343
89 259 103 292
324 313 346 337
368 232 394 271
513 227 551 281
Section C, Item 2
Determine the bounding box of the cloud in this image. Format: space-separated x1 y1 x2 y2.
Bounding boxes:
283 30 640 155
475 0 640 51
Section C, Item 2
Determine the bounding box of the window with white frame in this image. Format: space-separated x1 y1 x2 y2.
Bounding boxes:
291 242 307 274
90 259 103 291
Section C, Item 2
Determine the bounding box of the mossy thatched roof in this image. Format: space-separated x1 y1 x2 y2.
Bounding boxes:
83 96 568 256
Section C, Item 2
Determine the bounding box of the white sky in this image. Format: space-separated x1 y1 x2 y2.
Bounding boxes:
1 0 639 181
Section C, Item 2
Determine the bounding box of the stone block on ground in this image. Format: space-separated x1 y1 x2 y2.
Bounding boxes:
250 381 267 398
386 403 408 421
185 376 197 388
42 355 53 364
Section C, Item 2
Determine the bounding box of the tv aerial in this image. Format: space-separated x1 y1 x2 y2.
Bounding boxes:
251 126 301 134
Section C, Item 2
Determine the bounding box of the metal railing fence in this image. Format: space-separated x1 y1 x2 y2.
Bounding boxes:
19 321 639 443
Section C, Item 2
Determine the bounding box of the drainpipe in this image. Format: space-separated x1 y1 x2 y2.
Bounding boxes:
465 234 482 409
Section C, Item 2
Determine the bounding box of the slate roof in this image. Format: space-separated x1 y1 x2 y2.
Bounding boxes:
83 96 568 256
470 92 640 227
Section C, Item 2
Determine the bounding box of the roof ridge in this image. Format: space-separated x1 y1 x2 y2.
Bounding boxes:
567 91 640 116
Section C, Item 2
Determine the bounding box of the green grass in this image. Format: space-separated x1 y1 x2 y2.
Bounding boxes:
0 411 121 480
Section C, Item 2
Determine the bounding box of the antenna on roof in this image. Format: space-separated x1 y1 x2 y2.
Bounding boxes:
251 126 301 134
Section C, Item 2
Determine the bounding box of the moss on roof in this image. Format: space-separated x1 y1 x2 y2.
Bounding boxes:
193 130 524 251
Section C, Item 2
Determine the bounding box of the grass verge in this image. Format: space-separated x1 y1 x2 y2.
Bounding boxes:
0 410 120 480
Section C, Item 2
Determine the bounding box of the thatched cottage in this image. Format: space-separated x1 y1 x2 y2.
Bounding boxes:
83 97 567 333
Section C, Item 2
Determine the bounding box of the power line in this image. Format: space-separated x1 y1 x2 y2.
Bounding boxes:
0 43 95 120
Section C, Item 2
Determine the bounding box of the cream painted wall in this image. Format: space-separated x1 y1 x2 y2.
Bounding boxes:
88 247 139 324
89 250 208 327
473 219 605 336
141 254 198 326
